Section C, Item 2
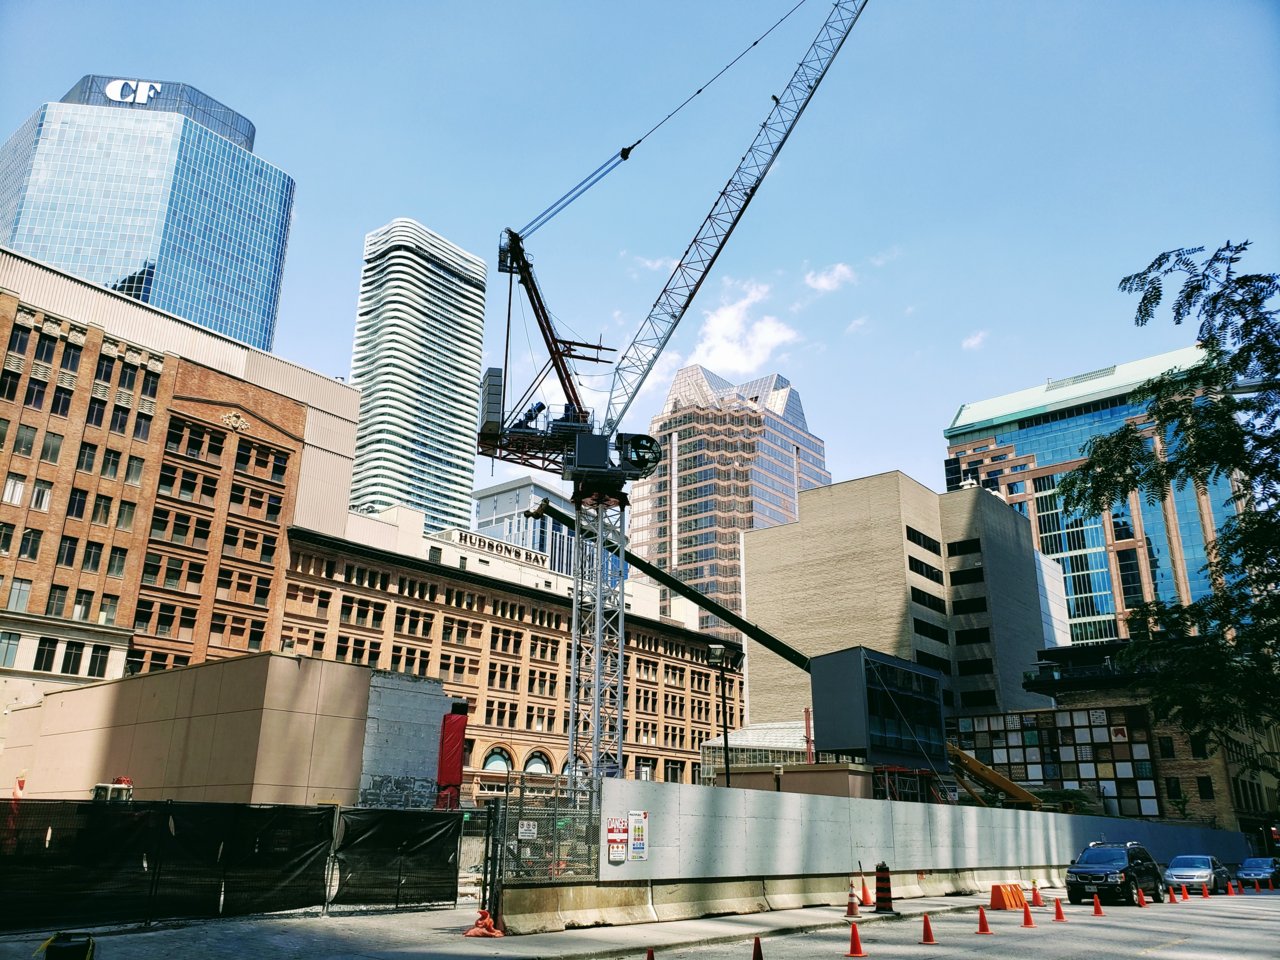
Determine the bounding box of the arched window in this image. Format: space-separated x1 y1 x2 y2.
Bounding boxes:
560 756 587 777
483 747 513 772
524 752 553 775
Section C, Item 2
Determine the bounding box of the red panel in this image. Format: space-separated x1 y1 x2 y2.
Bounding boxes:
434 712 468 809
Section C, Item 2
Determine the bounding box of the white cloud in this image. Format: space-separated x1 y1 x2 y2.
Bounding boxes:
803 262 857 292
634 254 677 272
687 280 798 377
869 245 902 268
962 330 989 351
844 315 869 335
903 305 916 316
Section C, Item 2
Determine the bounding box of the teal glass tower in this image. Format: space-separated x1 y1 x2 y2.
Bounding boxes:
0 76 294 350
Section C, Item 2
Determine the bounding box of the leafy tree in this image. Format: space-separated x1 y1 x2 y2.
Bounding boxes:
1058 241 1279 776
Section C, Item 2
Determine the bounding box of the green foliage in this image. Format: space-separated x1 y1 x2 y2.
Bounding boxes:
1059 242 1279 776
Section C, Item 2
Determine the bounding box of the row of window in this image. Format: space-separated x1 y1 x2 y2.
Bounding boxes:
0 632 113 677
4 578 116 624
0 371 152 439
6 326 159 397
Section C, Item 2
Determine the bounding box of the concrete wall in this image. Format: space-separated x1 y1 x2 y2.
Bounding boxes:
503 778 1248 933
357 671 452 808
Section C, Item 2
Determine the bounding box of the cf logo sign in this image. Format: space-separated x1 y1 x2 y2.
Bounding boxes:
104 79 162 104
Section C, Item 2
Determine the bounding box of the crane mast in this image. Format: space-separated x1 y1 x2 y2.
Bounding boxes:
479 0 870 784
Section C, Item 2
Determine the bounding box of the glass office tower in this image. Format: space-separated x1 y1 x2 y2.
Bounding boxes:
0 76 293 350
943 346 1236 644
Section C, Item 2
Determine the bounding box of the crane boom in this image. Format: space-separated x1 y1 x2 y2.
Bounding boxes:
603 0 871 436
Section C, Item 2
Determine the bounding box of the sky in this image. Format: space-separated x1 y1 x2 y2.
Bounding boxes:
2 0 1278 497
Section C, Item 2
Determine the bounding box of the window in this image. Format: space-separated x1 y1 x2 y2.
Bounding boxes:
905 525 942 555
915 650 952 675
951 566 985 585
952 596 988 615
141 370 159 398
0 418 7 450
913 617 949 643
57 536 78 567
7 579 32 612
67 487 87 519
908 555 945 584
107 547 127 577
959 689 998 708
8 327 30 353
125 456 144 484
91 494 112 525
50 387 72 418
141 553 161 585
2 473 25 505
1190 734 1209 759
61 343 81 373
118 364 137 391
37 337 68 373
957 657 994 676
133 414 151 441
81 541 103 573
116 501 136 531
30 480 52 512
88 644 111 678
72 590 93 622
94 355 114 382
100 449 119 478
23 379 45 410
0 370 18 401
910 586 947 614
0 632 18 669
33 637 57 672
1157 736 1175 759
45 585 67 617
109 406 129 434
947 537 982 556
1165 777 1183 800
39 432 62 463
1196 776 1215 800
0 523 11 554
14 425 35 456
17 528 42 560
60 641 84 675
85 398 106 427
955 627 990 645
76 442 97 472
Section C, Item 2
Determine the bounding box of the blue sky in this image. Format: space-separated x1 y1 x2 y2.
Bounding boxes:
3 1 1278 494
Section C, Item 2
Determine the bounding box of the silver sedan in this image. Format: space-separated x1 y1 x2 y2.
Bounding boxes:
1163 854 1231 893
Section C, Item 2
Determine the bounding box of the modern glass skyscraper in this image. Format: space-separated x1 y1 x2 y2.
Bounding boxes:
629 365 830 638
0 75 293 350
350 219 487 533
473 476 576 575
943 345 1236 644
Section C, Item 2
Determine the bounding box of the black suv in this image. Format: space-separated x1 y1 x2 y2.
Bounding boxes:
1065 841 1165 905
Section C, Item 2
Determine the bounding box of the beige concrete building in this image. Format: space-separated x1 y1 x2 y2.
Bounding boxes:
743 471 1055 725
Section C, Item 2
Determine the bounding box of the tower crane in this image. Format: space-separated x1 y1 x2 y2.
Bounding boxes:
478 0 871 783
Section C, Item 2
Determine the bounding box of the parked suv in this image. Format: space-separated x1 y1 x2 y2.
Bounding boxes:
1065 841 1165 905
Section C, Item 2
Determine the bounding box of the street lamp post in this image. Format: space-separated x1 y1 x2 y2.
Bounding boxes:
707 643 737 788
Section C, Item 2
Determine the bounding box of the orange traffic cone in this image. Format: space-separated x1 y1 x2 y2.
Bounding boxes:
1053 898 1067 922
1136 886 1147 908
1021 903 1036 928
752 936 764 960
1227 881 1236 896
1167 886 1178 904
1254 880 1261 893
1092 894 1105 916
1202 884 1210 898
976 905 994 934
845 878 860 918
919 913 937 945
860 876 872 907
1181 884 1189 901
645 950 654 960
1269 878 1274 891
1031 884 1045 907
844 924 867 958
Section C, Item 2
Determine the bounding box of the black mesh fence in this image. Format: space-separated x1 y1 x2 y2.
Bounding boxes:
0 800 461 931
332 809 461 907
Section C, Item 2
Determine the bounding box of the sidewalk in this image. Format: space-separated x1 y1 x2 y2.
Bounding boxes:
0 887 1061 960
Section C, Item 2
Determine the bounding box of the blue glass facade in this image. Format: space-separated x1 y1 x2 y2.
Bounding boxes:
944 348 1235 644
0 77 292 350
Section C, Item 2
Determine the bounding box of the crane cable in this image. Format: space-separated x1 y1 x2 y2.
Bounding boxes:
518 0 811 239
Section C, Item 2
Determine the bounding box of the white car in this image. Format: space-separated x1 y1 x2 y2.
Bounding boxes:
1162 854 1231 893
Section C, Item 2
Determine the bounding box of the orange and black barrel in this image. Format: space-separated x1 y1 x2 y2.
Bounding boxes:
874 861 898 914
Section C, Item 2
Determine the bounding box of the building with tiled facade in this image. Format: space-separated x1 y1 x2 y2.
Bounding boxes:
0 249 743 797
629 365 830 639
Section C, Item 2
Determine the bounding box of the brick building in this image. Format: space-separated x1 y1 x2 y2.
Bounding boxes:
0 249 743 798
